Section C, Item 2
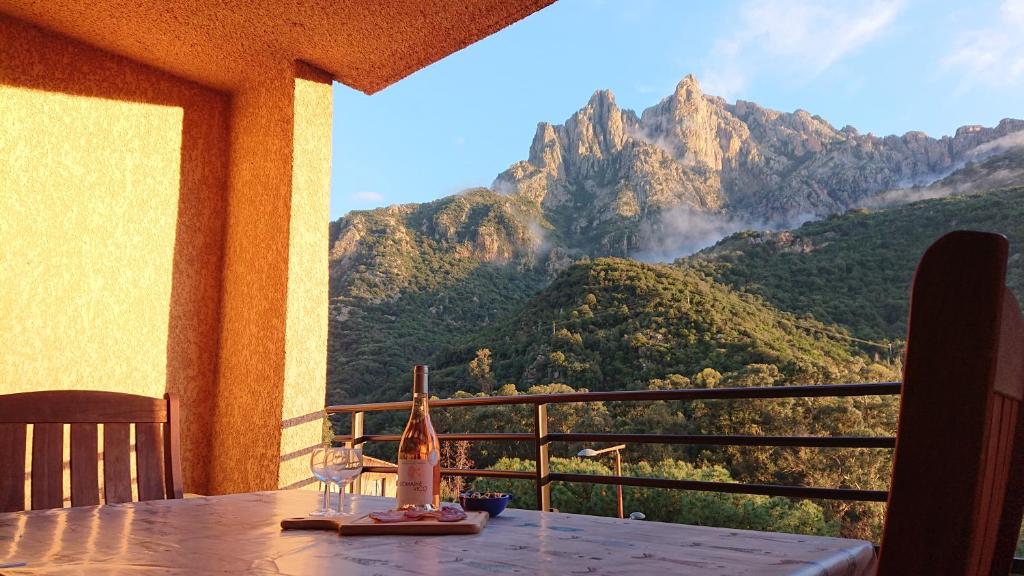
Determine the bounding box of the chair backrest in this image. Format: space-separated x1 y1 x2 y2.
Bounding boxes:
0 391 182 511
878 231 1024 575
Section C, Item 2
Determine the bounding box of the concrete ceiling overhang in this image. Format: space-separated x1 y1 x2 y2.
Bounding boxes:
0 0 555 93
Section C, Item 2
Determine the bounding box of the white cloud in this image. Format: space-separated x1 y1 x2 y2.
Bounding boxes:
701 0 904 99
350 190 384 203
942 0 1024 89
965 130 1024 159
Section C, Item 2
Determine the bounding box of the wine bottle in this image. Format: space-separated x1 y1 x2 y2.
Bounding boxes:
396 365 441 510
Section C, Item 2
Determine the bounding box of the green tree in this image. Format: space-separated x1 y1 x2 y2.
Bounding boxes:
468 348 495 393
474 457 834 536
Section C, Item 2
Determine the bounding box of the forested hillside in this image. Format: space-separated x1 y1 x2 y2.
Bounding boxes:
689 186 1024 341
355 258 902 540
327 189 557 403
429 258 895 396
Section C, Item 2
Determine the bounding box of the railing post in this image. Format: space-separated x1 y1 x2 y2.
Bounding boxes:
348 411 364 494
534 403 551 512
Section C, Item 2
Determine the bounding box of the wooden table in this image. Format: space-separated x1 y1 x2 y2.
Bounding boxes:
0 491 875 575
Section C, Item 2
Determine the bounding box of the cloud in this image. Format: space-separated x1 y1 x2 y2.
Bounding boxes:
965 130 1024 160
860 168 1023 208
701 0 904 98
942 0 1024 89
350 190 384 203
632 206 786 262
860 130 1024 208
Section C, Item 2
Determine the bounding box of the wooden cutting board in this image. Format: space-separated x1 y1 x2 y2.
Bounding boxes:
338 511 489 536
280 516 343 531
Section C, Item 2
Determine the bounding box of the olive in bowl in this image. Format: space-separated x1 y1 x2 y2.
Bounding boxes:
459 492 513 517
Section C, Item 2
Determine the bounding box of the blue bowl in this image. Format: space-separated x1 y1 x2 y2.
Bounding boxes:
459 492 512 517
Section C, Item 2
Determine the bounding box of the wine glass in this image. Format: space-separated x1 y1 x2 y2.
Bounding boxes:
309 446 331 516
327 447 363 515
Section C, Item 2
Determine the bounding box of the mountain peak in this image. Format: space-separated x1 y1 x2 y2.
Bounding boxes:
528 122 561 169
673 74 703 100
586 89 617 109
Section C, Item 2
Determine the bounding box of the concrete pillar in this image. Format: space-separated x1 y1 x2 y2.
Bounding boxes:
209 62 332 494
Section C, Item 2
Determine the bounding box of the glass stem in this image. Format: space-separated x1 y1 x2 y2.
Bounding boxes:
338 484 345 514
322 481 330 513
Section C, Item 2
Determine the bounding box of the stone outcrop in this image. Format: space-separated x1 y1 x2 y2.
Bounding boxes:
493 75 1024 252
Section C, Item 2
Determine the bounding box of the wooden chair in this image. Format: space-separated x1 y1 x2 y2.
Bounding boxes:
878 231 1024 575
0 391 183 512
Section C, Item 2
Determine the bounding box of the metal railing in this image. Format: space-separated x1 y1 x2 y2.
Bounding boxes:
327 382 901 512
327 380 1024 572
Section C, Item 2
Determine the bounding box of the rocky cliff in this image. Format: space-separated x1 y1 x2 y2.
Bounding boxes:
493 75 1024 256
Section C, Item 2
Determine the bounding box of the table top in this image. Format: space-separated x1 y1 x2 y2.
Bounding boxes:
0 491 875 575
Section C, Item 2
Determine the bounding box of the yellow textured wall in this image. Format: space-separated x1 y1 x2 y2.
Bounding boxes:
0 14 230 494
3 14 333 496
210 73 294 494
209 62 332 494
280 64 333 489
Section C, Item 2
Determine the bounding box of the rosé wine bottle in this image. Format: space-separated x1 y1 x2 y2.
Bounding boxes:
396 365 441 510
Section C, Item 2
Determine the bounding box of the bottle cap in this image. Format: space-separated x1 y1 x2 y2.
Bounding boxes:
413 365 428 394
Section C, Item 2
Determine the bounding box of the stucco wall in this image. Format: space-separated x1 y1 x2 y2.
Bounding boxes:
280 64 333 489
0 14 230 494
210 73 295 494
2 13 333 497
209 62 332 494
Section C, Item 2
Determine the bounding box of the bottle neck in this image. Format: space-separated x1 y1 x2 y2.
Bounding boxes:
411 392 430 417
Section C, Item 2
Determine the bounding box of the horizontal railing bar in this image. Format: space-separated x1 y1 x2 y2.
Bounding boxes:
335 432 535 444
548 433 897 449
326 382 902 413
548 473 889 502
359 466 890 501
362 466 534 480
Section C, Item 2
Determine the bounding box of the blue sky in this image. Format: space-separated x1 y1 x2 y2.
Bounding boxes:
330 0 1024 220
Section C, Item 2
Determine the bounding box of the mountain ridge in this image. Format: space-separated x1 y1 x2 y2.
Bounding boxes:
493 74 1023 256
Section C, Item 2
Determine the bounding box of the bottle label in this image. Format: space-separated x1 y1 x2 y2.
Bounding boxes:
397 458 434 506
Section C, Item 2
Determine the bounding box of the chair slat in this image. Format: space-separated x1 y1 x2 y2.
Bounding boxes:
990 289 1024 575
979 399 1017 572
993 398 1024 575
31 423 63 510
163 394 183 499
136 423 165 501
70 423 99 507
103 423 132 504
0 423 27 512
0 391 167 423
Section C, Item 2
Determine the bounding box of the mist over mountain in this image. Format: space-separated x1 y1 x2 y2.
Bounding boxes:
690 186 1024 341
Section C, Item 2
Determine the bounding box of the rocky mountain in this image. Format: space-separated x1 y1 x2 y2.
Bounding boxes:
328 189 550 303
494 75 1023 256
327 189 576 403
